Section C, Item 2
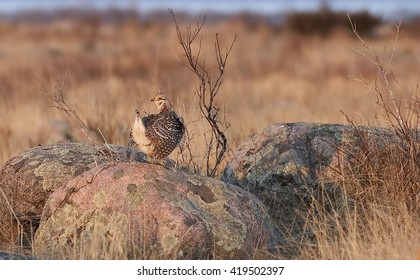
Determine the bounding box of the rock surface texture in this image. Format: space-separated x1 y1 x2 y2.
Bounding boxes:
0 123 401 259
0 143 145 249
222 123 348 246
34 163 279 259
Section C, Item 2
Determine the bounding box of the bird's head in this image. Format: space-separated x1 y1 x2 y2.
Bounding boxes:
151 93 173 112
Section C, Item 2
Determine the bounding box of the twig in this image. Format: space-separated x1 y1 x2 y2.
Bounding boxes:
38 76 96 144
170 9 235 177
348 15 404 128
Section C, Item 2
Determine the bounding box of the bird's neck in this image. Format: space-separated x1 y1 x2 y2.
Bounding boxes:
158 102 173 113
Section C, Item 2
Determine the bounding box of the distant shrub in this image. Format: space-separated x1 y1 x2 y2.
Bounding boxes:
285 8 382 37
402 17 420 37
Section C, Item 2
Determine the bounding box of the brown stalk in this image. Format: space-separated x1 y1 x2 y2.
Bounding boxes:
170 9 236 177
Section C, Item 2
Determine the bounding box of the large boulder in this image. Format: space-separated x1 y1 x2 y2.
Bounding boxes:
0 142 145 249
34 163 279 259
221 122 400 245
221 123 347 243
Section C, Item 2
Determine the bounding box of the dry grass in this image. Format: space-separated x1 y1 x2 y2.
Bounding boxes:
297 20 420 260
302 126 420 259
3 18 416 166
0 14 419 259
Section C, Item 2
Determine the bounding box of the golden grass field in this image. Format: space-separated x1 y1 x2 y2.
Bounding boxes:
0 12 419 259
1 15 418 164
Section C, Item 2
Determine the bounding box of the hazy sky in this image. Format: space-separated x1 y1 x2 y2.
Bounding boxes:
0 0 419 18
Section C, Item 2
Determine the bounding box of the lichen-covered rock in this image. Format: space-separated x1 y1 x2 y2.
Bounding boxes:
221 123 348 241
0 142 146 249
222 122 405 256
34 163 279 259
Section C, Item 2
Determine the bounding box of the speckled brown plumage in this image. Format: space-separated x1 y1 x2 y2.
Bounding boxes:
129 94 185 159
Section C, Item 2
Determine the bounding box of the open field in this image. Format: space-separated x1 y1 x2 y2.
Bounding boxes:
0 12 419 259
0 14 419 166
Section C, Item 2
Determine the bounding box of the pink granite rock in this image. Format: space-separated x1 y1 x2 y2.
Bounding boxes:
34 163 279 259
0 142 145 249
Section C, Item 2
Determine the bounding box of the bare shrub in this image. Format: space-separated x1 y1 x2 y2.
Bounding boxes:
170 10 236 177
38 76 98 144
335 17 420 210
298 17 420 260
286 8 381 37
37 77 124 163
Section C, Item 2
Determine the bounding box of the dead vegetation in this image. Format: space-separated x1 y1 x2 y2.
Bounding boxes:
297 18 420 260
170 10 236 176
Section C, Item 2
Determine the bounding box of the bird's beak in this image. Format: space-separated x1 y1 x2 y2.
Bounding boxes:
150 97 155 102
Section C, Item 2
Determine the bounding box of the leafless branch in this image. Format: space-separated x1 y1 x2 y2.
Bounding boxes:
348 15 404 128
38 76 97 144
170 9 236 177
348 15 420 172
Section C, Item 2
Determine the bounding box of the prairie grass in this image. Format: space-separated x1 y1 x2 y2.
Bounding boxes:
0 14 419 259
3 18 417 166
297 20 420 259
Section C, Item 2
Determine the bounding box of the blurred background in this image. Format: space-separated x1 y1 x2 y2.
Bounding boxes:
1 0 420 165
